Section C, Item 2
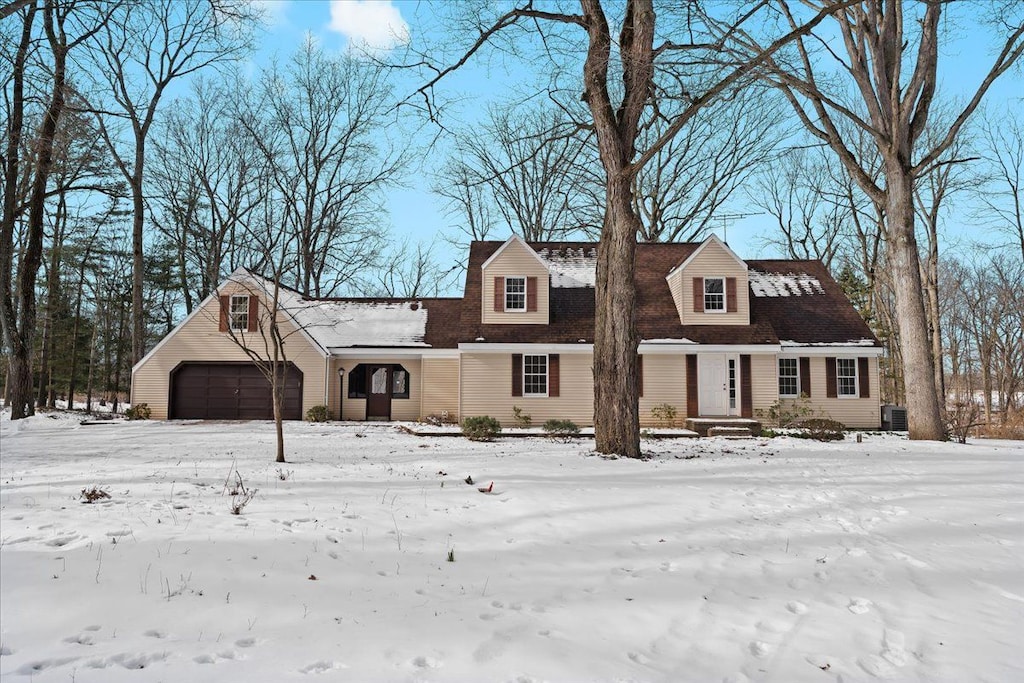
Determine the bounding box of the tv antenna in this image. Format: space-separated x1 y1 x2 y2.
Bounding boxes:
713 213 759 244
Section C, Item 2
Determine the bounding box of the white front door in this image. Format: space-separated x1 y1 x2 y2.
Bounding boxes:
699 355 730 416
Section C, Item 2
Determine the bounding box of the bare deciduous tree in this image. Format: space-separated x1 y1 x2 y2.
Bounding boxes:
237 38 405 298
87 0 258 366
735 0 1024 440
975 103 1024 261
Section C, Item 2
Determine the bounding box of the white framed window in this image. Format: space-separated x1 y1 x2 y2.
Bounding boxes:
704 277 725 312
523 354 548 396
505 276 526 311
778 358 799 397
837 358 858 397
229 294 249 331
728 358 737 409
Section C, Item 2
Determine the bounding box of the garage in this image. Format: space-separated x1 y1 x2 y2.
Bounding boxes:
169 362 303 420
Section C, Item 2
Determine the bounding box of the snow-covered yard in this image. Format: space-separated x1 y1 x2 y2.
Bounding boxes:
1 415 1022 683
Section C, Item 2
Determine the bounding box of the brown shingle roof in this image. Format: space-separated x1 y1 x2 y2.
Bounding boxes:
460 240 880 348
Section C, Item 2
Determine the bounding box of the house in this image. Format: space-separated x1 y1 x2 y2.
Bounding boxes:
131 234 883 428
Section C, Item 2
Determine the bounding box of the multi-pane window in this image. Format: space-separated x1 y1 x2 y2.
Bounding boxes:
728 358 737 409
837 358 858 397
523 354 548 396
505 276 526 311
778 358 799 397
704 277 725 311
230 294 249 331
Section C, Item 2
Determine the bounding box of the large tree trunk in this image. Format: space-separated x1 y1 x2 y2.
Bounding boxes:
885 162 945 439
593 176 641 458
0 5 35 419
131 156 146 365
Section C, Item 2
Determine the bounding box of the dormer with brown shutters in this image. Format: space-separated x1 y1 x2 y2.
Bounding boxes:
218 290 259 334
480 235 551 325
665 234 750 326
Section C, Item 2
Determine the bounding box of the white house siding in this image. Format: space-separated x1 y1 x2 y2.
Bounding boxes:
669 239 750 326
639 355 687 426
337 357 423 421
460 352 594 426
481 240 550 325
131 286 326 420
421 358 460 422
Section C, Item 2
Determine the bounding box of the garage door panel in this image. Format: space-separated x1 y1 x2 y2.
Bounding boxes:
170 363 303 420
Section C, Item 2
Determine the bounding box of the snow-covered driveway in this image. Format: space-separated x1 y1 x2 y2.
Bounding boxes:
1 415 1022 682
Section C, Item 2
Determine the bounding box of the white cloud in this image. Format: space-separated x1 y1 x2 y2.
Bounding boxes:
327 0 410 52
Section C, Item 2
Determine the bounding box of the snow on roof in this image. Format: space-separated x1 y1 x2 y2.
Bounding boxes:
641 338 698 345
538 247 597 288
281 295 429 348
780 339 878 347
749 271 825 297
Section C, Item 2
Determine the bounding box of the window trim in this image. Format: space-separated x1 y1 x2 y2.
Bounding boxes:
703 277 726 313
778 357 800 398
522 353 548 397
836 357 859 398
229 294 249 331
504 275 527 312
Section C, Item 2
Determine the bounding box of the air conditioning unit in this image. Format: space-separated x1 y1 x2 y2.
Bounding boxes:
881 405 908 432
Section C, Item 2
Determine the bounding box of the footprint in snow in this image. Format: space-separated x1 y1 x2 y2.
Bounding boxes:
63 633 96 646
17 657 80 674
412 655 442 669
848 597 872 614
143 629 166 639
299 660 343 674
858 654 898 678
786 600 808 615
881 629 908 667
235 637 257 648
749 641 772 657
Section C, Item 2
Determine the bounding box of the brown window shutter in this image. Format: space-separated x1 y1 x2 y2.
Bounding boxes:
692 278 703 313
219 296 229 332
799 357 811 397
247 296 258 332
512 354 522 397
726 277 737 313
858 357 870 398
686 354 698 416
527 276 538 312
493 277 503 312
548 354 559 397
825 357 837 398
637 354 644 398
740 355 753 418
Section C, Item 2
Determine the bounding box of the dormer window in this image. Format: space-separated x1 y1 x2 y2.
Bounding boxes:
230 294 250 330
505 276 526 311
704 278 725 312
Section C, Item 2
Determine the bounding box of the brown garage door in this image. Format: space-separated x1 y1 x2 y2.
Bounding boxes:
169 362 303 420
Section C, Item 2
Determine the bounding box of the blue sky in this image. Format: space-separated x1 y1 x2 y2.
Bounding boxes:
249 0 1023 274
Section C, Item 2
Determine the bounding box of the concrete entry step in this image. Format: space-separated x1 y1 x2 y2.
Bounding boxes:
686 418 762 437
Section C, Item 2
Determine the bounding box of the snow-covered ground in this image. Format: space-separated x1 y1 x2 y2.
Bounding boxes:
1 414 1022 683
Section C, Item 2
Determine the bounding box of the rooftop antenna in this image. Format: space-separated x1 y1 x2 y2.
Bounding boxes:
713 213 758 244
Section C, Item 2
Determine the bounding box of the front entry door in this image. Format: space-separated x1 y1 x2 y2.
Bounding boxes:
699 355 729 416
366 365 392 420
